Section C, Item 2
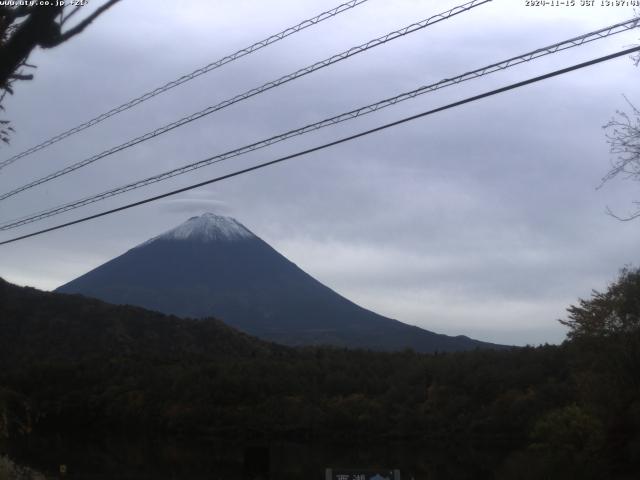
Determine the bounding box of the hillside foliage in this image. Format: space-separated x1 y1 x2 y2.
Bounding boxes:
1 270 640 477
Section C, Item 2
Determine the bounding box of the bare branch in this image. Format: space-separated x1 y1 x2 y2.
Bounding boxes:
602 92 640 220
605 205 640 222
9 73 33 81
60 6 82 27
602 98 640 178
53 0 121 46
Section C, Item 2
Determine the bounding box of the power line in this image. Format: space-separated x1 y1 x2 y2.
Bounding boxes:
2 18 636 231
1 45 637 246
0 0 372 171
0 0 492 202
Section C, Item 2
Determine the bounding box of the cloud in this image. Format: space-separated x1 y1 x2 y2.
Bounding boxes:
0 0 639 345
158 192 231 216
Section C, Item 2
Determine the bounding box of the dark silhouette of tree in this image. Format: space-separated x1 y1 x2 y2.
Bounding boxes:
559 267 640 475
560 267 640 339
0 1 121 144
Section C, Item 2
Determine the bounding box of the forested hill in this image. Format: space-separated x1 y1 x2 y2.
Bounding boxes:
2 272 640 478
0 277 283 366
1 277 551 444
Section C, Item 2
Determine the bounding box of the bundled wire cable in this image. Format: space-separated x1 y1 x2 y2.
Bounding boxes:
2 45 638 246
0 0 492 201
1 18 637 232
0 0 372 170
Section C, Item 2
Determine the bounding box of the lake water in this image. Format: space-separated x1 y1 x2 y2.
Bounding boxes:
1 436 509 479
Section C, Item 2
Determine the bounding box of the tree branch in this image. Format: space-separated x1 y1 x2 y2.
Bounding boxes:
52 0 121 46
60 5 82 27
605 205 640 222
9 73 33 81
0 5 38 21
0 1 122 146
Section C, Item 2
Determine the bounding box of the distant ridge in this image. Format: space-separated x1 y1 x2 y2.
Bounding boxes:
56 213 506 352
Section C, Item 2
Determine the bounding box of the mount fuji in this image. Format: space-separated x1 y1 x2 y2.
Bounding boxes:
56 213 502 352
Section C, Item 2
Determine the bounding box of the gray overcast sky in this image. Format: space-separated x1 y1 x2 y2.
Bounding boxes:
0 0 638 345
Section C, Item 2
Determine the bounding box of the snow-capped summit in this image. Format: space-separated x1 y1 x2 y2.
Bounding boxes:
150 213 253 243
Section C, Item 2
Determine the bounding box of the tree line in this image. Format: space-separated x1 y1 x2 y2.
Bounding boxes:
1 269 639 478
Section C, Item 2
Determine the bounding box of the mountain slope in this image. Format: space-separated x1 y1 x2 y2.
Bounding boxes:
56 213 503 352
